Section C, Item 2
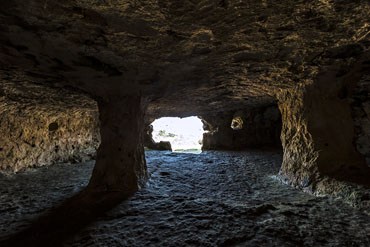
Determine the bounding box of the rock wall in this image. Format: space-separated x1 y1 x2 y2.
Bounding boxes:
0 0 369 207
350 74 370 167
201 105 282 150
277 65 369 190
0 82 100 173
143 124 172 151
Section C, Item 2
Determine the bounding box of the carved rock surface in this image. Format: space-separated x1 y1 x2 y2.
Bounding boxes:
143 124 172 151
86 96 148 194
351 74 370 167
202 105 282 150
0 81 100 173
278 65 369 189
1 1 369 117
0 0 369 196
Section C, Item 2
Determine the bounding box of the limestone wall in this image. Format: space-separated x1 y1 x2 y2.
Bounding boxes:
0 82 100 173
0 103 100 173
277 66 369 190
351 74 370 166
201 105 282 150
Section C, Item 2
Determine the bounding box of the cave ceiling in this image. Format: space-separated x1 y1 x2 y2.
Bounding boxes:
0 0 369 117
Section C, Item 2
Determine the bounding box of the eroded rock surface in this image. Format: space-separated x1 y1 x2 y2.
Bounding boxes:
0 151 369 246
278 62 370 188
0 0 369 209
0 80 100 173
143 124 172 151
86 96 147 195
202 104 281 150
1 1 369 116
351 74 370 167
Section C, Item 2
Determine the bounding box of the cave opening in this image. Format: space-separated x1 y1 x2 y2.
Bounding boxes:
151 116 204 152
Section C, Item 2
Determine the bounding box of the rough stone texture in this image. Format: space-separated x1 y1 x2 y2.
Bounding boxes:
350 74 370 167
143 124 172 151
0 0 370 198
1 1 369 116
0 151 369 246
0 80 100 173
277 61 370 190
201 104 281 150
86 96 148 195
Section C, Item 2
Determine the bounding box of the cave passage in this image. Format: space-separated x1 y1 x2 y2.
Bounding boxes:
1 0 370 245
151 117 205 152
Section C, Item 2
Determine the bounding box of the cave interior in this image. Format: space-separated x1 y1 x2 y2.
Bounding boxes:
0 0 370 246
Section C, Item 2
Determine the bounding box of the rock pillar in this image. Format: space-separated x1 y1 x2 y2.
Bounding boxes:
86 95 148 195
278 67 368 188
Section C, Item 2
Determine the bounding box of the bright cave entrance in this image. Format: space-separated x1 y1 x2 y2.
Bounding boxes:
151 116 204 152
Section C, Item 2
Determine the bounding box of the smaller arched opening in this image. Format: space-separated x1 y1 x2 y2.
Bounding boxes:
151 116 205 153
230 116 244 130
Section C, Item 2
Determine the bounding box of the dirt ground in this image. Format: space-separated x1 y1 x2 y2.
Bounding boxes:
0 150 369 246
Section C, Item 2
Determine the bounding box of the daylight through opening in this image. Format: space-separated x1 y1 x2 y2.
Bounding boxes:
151 117 204 152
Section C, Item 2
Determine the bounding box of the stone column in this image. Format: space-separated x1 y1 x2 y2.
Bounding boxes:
278 66 368 188
86 95 148 195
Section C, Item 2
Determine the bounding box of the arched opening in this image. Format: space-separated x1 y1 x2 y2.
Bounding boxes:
151 116 204 152
231 116 243 130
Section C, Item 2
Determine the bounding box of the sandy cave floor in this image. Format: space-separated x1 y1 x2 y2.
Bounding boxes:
0 150 369 246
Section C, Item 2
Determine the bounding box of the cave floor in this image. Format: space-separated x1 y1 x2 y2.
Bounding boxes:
0 150 369 246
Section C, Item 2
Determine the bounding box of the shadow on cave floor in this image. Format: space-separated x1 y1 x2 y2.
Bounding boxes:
329 167 370 188
0 150 370 246
0 161 132 247
0 189 130 247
